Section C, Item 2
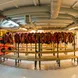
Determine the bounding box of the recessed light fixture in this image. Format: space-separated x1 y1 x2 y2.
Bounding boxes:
68 27 78 30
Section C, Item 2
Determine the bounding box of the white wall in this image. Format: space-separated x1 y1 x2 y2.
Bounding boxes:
75 31 78 48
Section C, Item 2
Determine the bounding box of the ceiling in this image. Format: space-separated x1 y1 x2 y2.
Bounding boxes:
0 0 78 30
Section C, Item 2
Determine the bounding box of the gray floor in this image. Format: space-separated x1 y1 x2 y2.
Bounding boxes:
0 64 78 78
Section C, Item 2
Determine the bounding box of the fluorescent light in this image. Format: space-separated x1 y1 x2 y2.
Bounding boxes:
30 30 36 33
37 30 44 33
69 27 78 30
19 28 27 31
2 22 13 27
8 20 19 26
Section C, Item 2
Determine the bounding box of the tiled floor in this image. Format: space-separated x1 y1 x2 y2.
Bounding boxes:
0 64 78 78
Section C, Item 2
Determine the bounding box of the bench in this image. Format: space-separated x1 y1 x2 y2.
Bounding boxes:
1 49 78 70
37 55 78 69
2 54 38 69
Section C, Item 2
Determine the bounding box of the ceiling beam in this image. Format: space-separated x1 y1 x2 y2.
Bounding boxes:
35 19 72 23
65 14 78 24
61 13 78 30
60 7 78 16
38 27 64 30
2 5 50 16
58 14 72 19
0 0 16 6
0 0 18 10
11 1 19 8
35 24 66 27
35 20 70 24
31 14 73 21
63 22 75 30
70 1 78 8
7 12 50 18
32 17 72 21
66 22 75 28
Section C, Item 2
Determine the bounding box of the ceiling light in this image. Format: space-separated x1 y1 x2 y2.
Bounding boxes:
37 30 44 33
68 27 78 30
8 20 19 26
19 28 27 31
30 30 36 33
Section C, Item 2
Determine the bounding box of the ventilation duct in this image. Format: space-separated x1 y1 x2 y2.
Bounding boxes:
51 0 62 18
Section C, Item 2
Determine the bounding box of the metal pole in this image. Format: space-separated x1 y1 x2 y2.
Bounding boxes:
38 34 41 70
73 33 76 63
34 33 37 70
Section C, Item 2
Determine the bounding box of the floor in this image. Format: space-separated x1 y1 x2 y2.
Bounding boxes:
0 51 78 78
0 63 78 78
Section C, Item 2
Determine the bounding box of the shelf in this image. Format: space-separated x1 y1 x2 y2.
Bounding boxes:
3 48 78 54
3 54 38 61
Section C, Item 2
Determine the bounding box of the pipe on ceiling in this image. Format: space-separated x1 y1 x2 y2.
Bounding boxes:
51 0 62 18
